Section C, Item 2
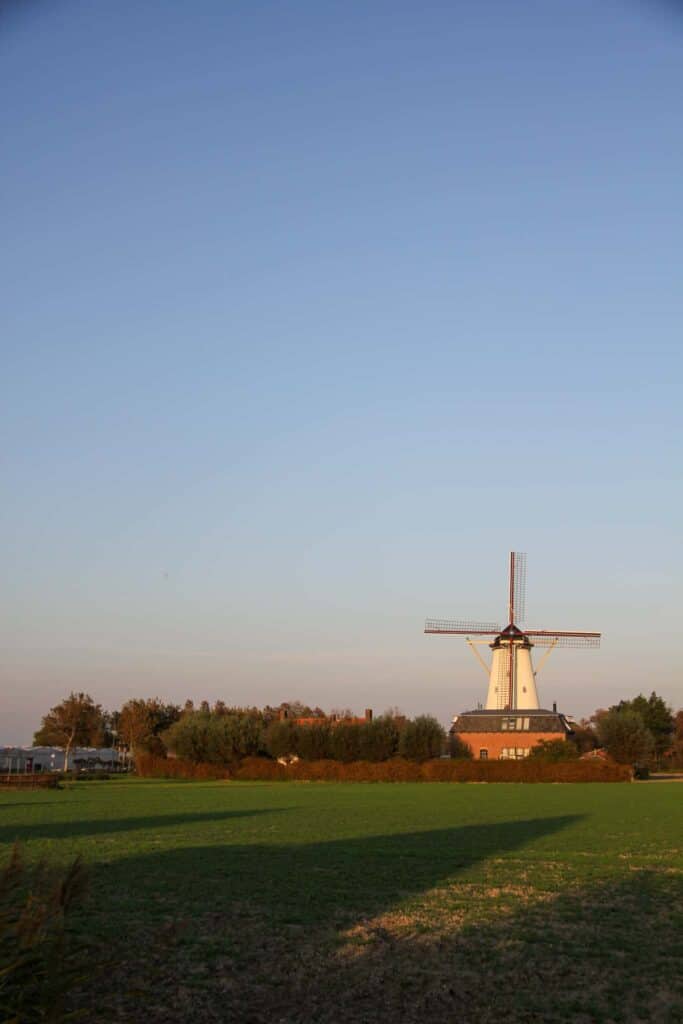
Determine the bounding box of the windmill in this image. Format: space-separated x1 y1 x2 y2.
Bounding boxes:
425 552 600 711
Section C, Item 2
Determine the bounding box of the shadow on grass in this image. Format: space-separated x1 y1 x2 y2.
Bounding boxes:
0 803 60 810
296 870 683 1024
86 815 581 926
73 814 606 1022
0 808 285 842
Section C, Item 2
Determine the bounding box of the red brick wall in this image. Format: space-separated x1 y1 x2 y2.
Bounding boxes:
458 731 565 760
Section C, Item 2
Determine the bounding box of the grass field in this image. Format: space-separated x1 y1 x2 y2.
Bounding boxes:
2 778 682 1023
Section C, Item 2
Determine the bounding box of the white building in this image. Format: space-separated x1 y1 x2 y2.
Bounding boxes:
0 746 124 773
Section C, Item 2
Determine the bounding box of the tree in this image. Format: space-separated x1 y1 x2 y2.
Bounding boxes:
676 709 683 743
118 699 180 757
612 693 674 762
100 709 120 747
162 710 212 762
162 711 265 764
596 709 655 766
398 716 445 762
663 709 683 768
296 723 332 761
448 733 473 760
265 720 298 759
214 714 265 764
280 700 321 720
359 717 400 762
570 721 599 755
33 693 104 770
329 723 361 763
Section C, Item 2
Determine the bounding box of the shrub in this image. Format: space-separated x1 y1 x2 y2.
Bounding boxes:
234 757 287 781
0 844 90 1022
529 739 580 762
230 757 631 783
135 754 231 780
136 752 631 783
0 775 59 790
136 753 634 782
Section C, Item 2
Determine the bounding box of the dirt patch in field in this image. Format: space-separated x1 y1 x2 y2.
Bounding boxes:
77 869 683 1024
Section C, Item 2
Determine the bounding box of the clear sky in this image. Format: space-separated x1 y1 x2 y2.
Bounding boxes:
2 0 682 744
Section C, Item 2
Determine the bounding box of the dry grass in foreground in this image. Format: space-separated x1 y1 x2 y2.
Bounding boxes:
82 867 683 1024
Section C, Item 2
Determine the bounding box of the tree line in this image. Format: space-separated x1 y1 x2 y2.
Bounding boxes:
32 696 450 766
165 711 450 764
31 690 683 769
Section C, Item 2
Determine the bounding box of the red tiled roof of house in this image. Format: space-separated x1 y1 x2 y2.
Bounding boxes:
292 716 369 727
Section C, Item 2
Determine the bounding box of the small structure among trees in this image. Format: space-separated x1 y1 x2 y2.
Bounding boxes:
0 746 122 774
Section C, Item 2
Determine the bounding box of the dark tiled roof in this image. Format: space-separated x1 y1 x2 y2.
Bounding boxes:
452 710 571 734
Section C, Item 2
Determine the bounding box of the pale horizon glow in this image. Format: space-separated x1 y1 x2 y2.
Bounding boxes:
2 0 682 743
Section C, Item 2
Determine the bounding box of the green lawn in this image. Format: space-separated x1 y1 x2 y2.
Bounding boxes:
2 778 682 1023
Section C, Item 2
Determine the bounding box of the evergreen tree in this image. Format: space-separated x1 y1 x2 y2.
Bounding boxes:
597 709 655 765
612 692 674 761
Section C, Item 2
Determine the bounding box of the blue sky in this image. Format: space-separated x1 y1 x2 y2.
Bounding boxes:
2 0 682 742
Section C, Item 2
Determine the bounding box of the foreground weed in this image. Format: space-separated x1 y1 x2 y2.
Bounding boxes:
0 845 89 1023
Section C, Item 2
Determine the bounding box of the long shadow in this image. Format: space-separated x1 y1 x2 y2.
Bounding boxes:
298 870 683 1024
0 803 59 810
86 814 580 927
0 808 284 843
73 814 583 1022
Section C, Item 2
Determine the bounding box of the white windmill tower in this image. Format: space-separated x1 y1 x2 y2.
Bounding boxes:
425 552 600 711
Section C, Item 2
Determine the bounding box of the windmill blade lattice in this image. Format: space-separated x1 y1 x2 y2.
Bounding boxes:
524 631 600 648
424 619 501 635
511 551 527 625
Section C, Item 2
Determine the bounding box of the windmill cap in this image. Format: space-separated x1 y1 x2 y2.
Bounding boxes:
498 624 527 638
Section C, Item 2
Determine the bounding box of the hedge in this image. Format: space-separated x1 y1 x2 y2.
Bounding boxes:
134 754 231 780
0 774 60 789
135 755 631 783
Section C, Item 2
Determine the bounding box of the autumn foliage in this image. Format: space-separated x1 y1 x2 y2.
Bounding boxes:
135 754 630 783
134 754 231 780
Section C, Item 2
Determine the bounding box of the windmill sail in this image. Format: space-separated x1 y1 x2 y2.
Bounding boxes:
510 551 527 625
424 619 501 635
524 631 600 648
